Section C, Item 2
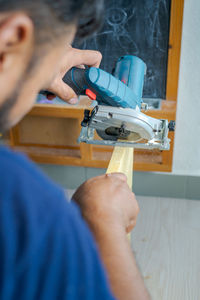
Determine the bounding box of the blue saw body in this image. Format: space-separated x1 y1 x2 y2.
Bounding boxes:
41 55 146 109
65 55 146 109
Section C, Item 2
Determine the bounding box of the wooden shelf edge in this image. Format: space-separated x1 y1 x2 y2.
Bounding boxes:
23 152 172 173
166 0 184 100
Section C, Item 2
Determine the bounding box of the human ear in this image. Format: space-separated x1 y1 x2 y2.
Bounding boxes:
0 13 34 72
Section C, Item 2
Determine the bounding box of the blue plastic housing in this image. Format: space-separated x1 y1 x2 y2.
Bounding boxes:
85 55 146 109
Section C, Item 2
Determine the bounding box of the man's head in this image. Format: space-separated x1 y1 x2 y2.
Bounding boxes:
0 0 103 133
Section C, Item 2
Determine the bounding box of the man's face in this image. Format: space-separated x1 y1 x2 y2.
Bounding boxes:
0 12 76 133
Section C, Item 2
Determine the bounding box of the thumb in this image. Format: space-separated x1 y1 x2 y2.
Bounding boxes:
48 78 79 104
106 172 127 182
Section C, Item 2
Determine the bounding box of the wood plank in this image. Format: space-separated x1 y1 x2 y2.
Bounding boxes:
106 147 133 189
106 147 134 240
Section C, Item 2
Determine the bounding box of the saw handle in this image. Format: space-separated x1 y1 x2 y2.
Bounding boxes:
40 67 89 98
40 66 140 108
63 67 89 96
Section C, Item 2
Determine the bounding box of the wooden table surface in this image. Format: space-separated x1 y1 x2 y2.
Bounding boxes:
67 190 200 300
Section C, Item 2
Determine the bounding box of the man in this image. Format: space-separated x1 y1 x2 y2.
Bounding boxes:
0 1 150 299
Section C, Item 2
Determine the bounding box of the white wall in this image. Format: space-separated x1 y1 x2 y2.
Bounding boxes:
173 0 200 176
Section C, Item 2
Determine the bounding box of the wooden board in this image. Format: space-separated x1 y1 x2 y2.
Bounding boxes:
166 0 184 100
106 147 134 240
106 147 133 189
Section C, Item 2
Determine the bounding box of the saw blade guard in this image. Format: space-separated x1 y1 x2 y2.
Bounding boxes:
91 106 167 142
78 106 171 150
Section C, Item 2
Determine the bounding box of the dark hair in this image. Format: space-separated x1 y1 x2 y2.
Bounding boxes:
0 0 104 42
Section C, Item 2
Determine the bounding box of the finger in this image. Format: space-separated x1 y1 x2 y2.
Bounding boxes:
129 195 140 219
106 172 127 182
68 48 102 68
49 78 79 104
125 194 139 233
76 64 85 69
126 219 137 233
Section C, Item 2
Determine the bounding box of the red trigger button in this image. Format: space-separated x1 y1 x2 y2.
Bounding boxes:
86 89 96 100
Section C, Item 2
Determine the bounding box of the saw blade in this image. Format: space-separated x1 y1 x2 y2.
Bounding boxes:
96 128 142 142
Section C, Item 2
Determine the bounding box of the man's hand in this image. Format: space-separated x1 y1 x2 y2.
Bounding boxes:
72 173 139 235
73 174 150 300
44 46 102 103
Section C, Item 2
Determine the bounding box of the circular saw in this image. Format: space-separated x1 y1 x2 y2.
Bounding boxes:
78 105 173 150
40 55 175 150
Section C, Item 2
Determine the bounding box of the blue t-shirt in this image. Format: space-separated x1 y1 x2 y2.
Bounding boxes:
0 146 115 300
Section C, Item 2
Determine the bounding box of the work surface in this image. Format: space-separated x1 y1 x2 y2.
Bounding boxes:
67 191 200 300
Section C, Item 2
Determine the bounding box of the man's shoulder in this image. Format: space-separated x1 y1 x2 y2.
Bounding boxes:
0 145 66 204
0 145 48 180
0 145 80 231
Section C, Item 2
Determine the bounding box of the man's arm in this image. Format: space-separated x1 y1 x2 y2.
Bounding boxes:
73 173 150 300
89 216 150 300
